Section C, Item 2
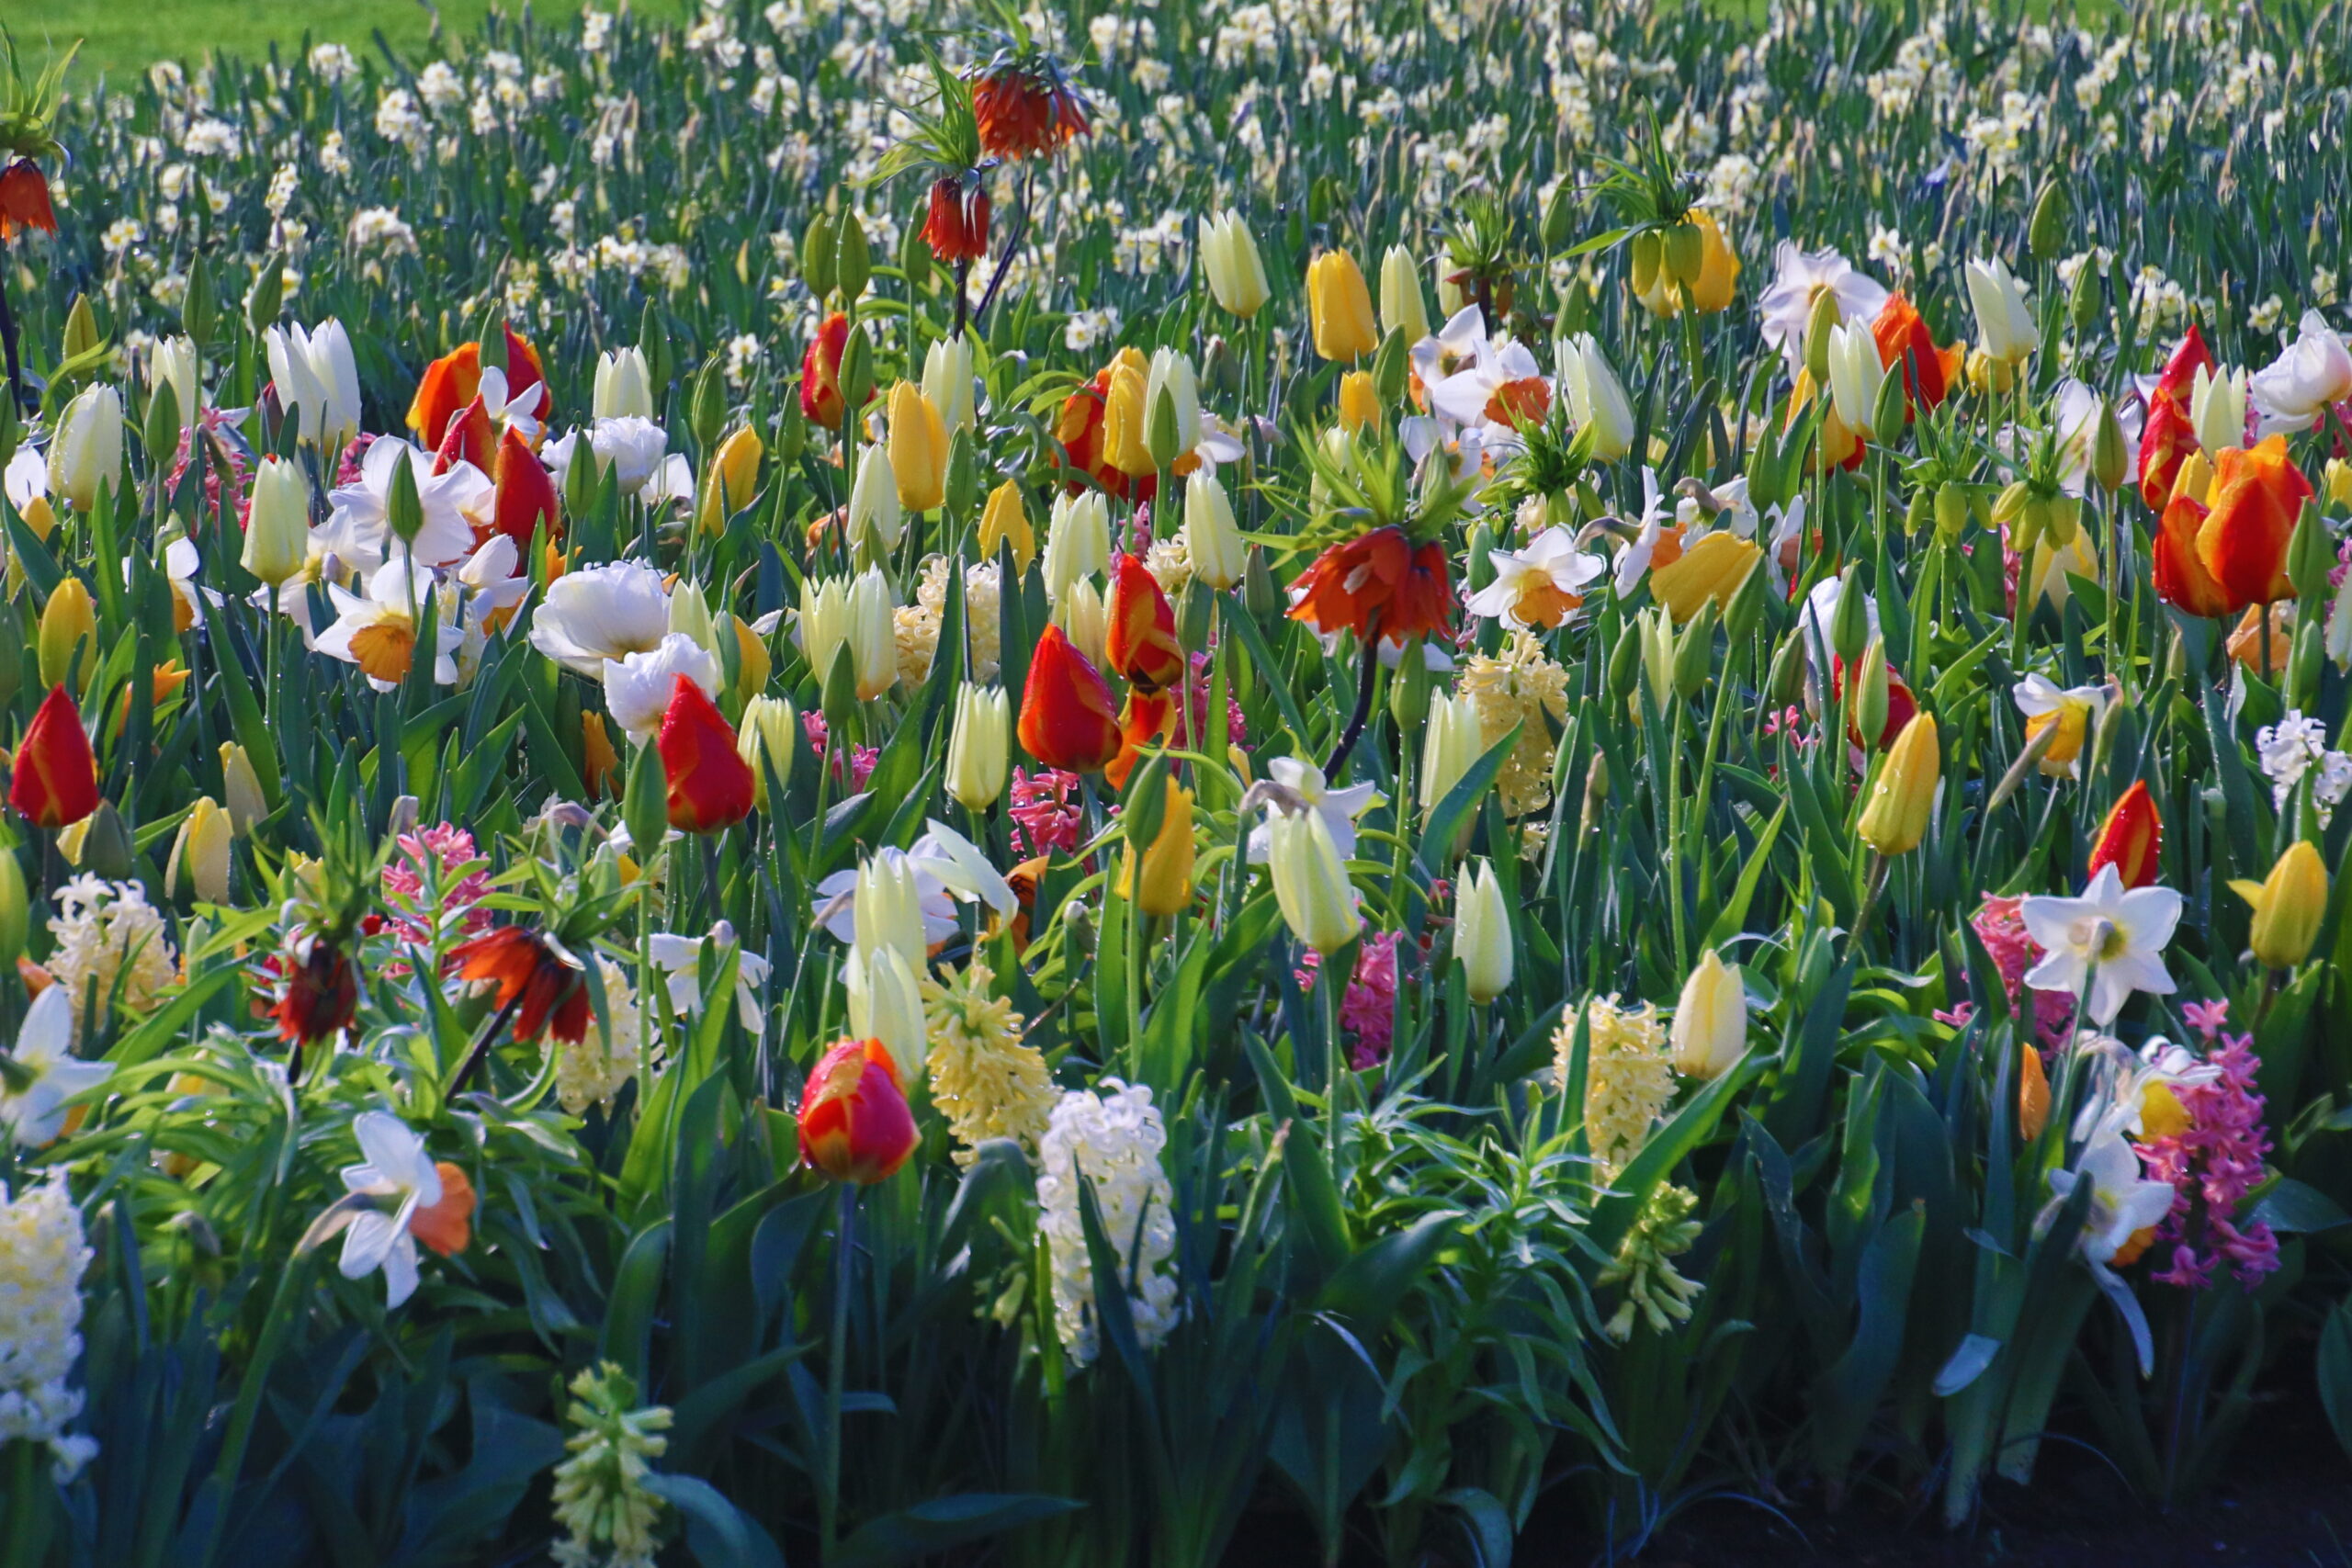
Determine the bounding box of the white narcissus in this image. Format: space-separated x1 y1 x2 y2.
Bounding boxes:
314 555 468 692
334 1111 444 1309
0 986 112 1146
2018 864 2185 1024
527 559 672 676
1756 242 1889 375
1465 526 1607 631
2010 673 2109 777
321 435 492 570
1247 757 1381 864
2249 309 2352 434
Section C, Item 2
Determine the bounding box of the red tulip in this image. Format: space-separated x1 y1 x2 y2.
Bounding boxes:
0 159 57 240
434 395 497 475
798 1037 919 1183
1829 656 1919 750
1106 688 1173 790
1871 291 1963 414
2137 326 2214 512
657 675 756 833
2195 435 2311 611
2151 491 2233 617
2086 781 2162 889
450 925 590 1043
1018 625 1123 772
800 312 869 430
1106 553 1184 694
492 425 561 550
9 685 98 830
921 175 991 265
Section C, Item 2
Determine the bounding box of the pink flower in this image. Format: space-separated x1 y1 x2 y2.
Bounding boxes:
1169 652 1248 751
1968 893 2075 1053
1009 767 1084 858
1295 931 1404 1069
2136 1016 2279 1292
167 407 254 535
2181 998 2231 1041
380 824 492 964
800 710 878 792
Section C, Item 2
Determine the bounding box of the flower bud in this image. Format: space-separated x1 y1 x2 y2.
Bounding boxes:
594 347 656 421
1182 470 1245 592
978 479 1035 572
2027 177 2069 262
736 693 797 806
1267 807 1359 956
1803 288 1843 387
797 1037 918 1184
166 795 233 903
886 381 948 513
38 579 96 691
1670 947 1747 1078
1200 210 1270 320
946 682 1011 810
243 455 311 585
846 568 898 701
220 742 267 835
1379 243 1430 344
2231 839 2325 969
1121 777 1195 918
1419 692 1484 828
921 334 977 434
658 674 756 833
1453 859 1513 1004
1857 711 1939 855
832 208 873 302
48 384 124 513
846 444 903 557
1307 250 1379 361
9 684 99 830
846 947 929 1076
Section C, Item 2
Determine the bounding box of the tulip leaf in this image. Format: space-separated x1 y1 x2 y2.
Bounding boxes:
640 1472 787 1568
832 1493 1084 1568
2251 1178 2351 1235
1418 720 1521 872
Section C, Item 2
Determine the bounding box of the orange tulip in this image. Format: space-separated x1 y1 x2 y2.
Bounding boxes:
1871 291 1963 414
2195 436 2311 611
581 712 622 800
9 684 98 830
798 1037 920 1183
0 158 58 240
2086 780 2162 889
657 675 756 833
2152 491 2233 617
434 395 496 475
408 328 545 448
921 174 991 265
2137 326 2213 511
492 425 561 550
1054 349 1151 500
1018 625 1123 772
1106 553 1184 694
411 1163 477 1257
1106 688 1174 790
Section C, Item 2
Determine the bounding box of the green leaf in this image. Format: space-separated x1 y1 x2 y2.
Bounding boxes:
833 1494 1085 1568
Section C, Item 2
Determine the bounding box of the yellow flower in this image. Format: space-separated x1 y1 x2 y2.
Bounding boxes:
1268 807 1359 955
978 479 1035 573
1649 532 1759 624
164 796 232 904
886 382 947 513
922 958 1057 1164
1669 948 1747 1079
1307 251 1379 361
1453 860 1513 1004
946 683 1010 811
1337 370 1382 434
1460 631 1569 818
2230 839 2325 968
1558 995 1675 1175
1121 779 1196 917
2012 675 2108 777
1858 711 1939 855
1100 349 1156 479
38 579 96 691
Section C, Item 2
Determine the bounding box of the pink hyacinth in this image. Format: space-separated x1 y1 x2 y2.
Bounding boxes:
1950 893 2076 1051
2137 1013 2279 1292
1295 930 1403 1069
166 408 254 535
800 711 877 792
380 823 492 953
1169 652 1248 751
1009 767 1084 858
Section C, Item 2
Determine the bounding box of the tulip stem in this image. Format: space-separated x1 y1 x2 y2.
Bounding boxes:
1848 852 1890 952
820 1181 855 1564
1324 626 1382 779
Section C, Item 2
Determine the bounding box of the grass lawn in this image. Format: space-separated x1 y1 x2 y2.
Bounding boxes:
10 0 691 78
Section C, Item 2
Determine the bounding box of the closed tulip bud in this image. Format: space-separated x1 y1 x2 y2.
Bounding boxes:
80 799 134 881
1858 711 1939 855
1145 347 1200 465
219 742 267 836
2067 255 2103 334
1803 288 1843 386
921 335 977 434
1638 610 1678 711
886 381 948 513
944 429 978 517
10 685 99 830
1057 578 1109 669
2288 499 2333 605
832 208 872 301
1853 638 1890 750
1100 355 1156 479
1765 630 1805 706
837 322 876 412
268 320 361 453
1826 321 1886 442
1964 255 2037 366
801 209 838 299
846 946 929 1076
1182 470 1245 592
2028 178 2069 262
1242 544 1283 621
846 444 903 557
797 1037 918 1184
978 479 1035 572
1607 615 1644 704
0 849 23 970
1558 333 1634 461
657 674 756 833
941 682 1011 813
2330 570 2352 674
242 455 311 585
1307 250 1379 362
846 568 898 701
594 346 656 420
245 254 286 336
1200 210 1271 319
1337 369 1382 434
1671 600 1717 700
1453 859 1513 1003
1419 692 1484 825
1652 532 1760 624
736 693 797 805
38 578 96 691
2189 364 2248 458
1671 947 1747 1078
152 335 199 428
1017 625 1122 773
1043 491 1112 603
799 578 852 689
1540 179 1577 255
1379 243 1430 344
182 256 219 347
48 384 123 513
1268 807 1360 955
2324 458 2352 510
1121 778 1195 917
704 425 763 528
666 580 717 658
2231 839 2326 968
1827 565 1869 664
2089 400 2131 493
166 795 233 903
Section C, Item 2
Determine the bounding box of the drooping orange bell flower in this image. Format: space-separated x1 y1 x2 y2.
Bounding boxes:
270 936 359 1046
9 684 99 830
1106 553 1184 694
0 159 58 240
2195 435 2312 611
448 925 590 1043
969 58 1091 161
798 1037 919 1184
492 425 561 550
434 395 497 475
1287 527 1453 648
2086 780 2162 889
1871 291 1963 414
1018 625 1123 773
657 675 756 833
2151 491 2233 617
1106 689 1174 790
922 175 991 265
799 311 868 430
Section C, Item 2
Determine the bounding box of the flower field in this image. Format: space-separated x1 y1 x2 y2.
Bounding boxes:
3 0 2352 1562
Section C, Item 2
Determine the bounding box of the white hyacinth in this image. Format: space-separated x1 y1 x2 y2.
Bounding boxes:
1036 1080 1182 1367
0 1178 100 1480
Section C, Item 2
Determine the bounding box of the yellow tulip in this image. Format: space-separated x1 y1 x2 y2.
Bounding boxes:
978 479 1036 573
1100 350 1155 479
735 694 797 807
219 743 267 836
946 683 1010 811
1858 711 1939 855
2230 839 2326 968
1650 532 1760 624
730 614 773 701
886 382 947 513
1669 947 1747 1079
1307 251 1379 362
1684 209 1740 313
165 795 233 903
1337 370 1382 434
38 578 97 690
1122 778 1196 918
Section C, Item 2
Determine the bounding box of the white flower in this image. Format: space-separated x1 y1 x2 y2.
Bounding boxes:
1757 242 1889 376
601 633 720 742
544 416 669 495
1413 305 1552 446
334 1112 444 1309
2188 363 2250 457
0 1176 99 1480
1036 1080 1182 1366
1247 757 1380 863
1555 332 1634 461
47 876 176 1031
528 560 673 676
2072 1033 2222 1142
2249 309 2352 435
321 436 492 570
1464 526 1606 630
314 556 468 692
812 821 1017 955
1963 254 2037 363
0 987 112 1146
266 319 362 451
2041 1126 2180 1374
649 926 771 1037
2018 864 2185 1024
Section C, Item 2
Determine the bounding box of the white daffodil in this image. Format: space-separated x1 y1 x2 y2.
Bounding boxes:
601 632 721 742
2249 309 2352 435
2071 1033 2223 1142
321 435 492 570
314 555 468 692
1674 473 1759 540
2010 673 2110 778
334 1111 445 1309
1757 241 1890 376
1414 305 1554 447
649 926 772 1037
2041 1125 2180 1375
2018 864 2185 1024
1611 468 1677 598
1464 526 1606 630
5 446 55 532
0 985 112 1146
1247 756 1381 863
469 363 547 445
528 559 672 675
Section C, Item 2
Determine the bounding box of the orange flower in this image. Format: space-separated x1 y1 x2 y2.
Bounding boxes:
2137 326 2213 511
9 684 98 830
798 1037 919 1184
2017 1043 2050 1142
2086 780 2162 889
581 711 621 800
921 174 991 264
2152 491 2233 617
409 343 482 450
0 159 58 240
434 395 496 475
448 925 590 1043
1053 353 1152 500
799 312 865 430
2196 435 2311 611
411 1162 476 1256
1284 525 1460 649
1871 291 1963 414
1018 624 1123 773
492 425 561 550
1106 553 1184 694
270 937 358 1046
657 676 756 833
2225 603 2295 676
970 60 1091 161
1106 688 1174 790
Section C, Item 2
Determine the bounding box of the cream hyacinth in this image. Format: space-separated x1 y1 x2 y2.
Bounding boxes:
554 958 647 1117
47 875 178 1032
1459 631 1570 818
1556 995 1678 1174
0 1177 100 1480
1037 1080 1182 1367
549 1361 673 1568
921 958 1057 1165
